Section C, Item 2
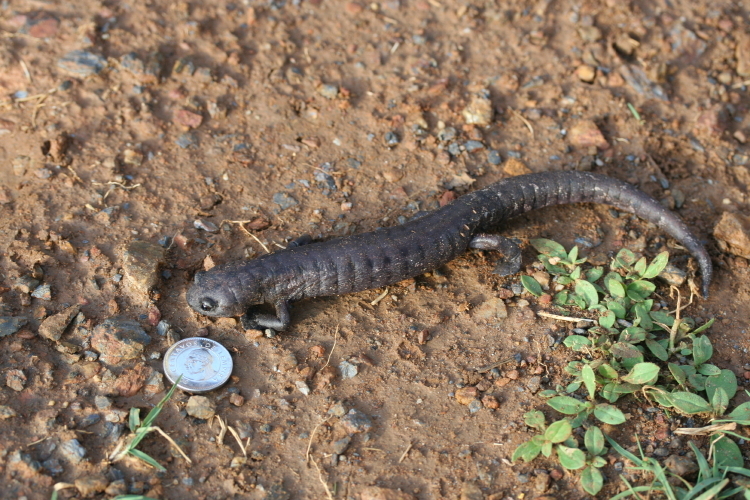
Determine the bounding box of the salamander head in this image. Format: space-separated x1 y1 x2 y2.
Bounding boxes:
187 269 251 318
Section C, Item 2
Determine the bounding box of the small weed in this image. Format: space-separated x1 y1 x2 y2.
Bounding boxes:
513 240 749 496
109 376 190 471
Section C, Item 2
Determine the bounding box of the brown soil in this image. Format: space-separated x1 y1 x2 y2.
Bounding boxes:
1 0 749 498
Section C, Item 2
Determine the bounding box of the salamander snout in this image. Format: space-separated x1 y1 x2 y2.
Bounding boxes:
187 271 244 318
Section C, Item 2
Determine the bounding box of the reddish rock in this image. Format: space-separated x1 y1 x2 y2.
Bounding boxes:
38 304 80 341
569 120 608 149
75 475 108 497
455 386 478 405
482 395 500 409
174 109 203 129
495 377 511 387
114 365 152 397
439 190 457 206
309 345 326 358
25 12 59 38
6 369 26 391
345 2 364 14
714 211 750 259
91 317 151 365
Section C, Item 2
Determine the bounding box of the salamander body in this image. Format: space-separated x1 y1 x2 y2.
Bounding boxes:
187 171 712 331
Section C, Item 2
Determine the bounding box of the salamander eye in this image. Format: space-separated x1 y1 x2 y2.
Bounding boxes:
200 298 217 312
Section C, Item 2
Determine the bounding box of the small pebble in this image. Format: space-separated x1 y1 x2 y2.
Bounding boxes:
384 131 400 146
6 370 26 391
272 192 298 210
57 50 107 76
186 396 216 420
79 414 101 428
0 405 18 419
295 380 311 396
487 150 502 165
31 284 52 300
437 127 457 142
194 219 219 233
340 409 373 433
60 439 86 464
575 64 596 83
317 84 339 99
339 360 358 379
332 436 352 455
176 133 197 148
75 475 108 497
0 316 28 338
462 92 494 125
468 399 483 413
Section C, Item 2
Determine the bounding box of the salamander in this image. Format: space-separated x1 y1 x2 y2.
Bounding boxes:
187 171 712 331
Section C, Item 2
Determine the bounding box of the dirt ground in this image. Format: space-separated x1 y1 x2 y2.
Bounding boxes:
1 0 750 498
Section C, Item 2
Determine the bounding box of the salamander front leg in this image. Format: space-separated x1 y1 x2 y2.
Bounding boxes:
469 234 522 276
240 300 292 332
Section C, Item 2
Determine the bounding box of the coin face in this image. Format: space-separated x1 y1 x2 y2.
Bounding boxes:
163 337 233 392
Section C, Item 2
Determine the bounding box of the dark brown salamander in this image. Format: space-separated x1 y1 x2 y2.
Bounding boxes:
187 171 712 331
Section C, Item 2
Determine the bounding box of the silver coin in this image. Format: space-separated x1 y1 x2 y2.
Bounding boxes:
163 337 233 392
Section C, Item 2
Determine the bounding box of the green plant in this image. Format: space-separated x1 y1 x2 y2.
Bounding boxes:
607 436 750 500
513 240 748 496
109 376 190 471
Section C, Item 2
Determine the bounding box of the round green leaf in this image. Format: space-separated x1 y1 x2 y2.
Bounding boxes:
563 335 592 352
613 248 637 268
521 275 543 297
581 465 604 495
547 396 589 415
693 335 713 366
729 401 750 421
512 439 542 463
575 279 599 308
642 251 670 279
593 404 626 425
621 362 660 385
524 410 546 430
597 364 619 380
599 310 616 328
584 426 605 456
697 364 722 376
711 387 729 415
705 369 738 402
626 280 656 301
668 391 711 414
556 445 586 470
714 436 744 468
634 256 647 276
586 266 604 282
606 299 627 318
530 238 567 258
591 456 607 468
544 419 573 444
